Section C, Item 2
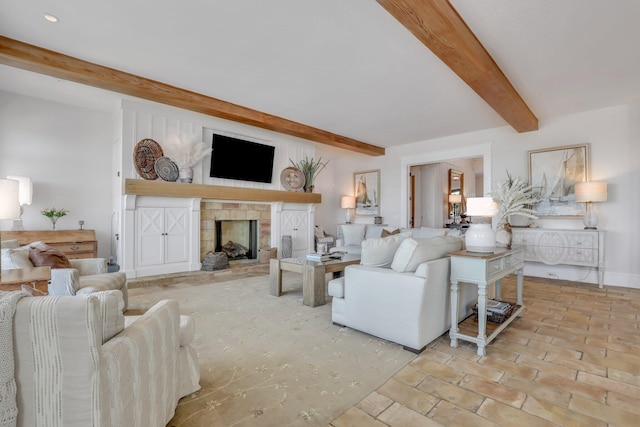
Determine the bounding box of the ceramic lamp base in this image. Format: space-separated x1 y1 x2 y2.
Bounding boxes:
465 223 496 253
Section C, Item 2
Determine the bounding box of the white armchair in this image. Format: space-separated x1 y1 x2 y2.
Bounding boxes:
50 257 128 310
1 240 128 310
12 291 200 426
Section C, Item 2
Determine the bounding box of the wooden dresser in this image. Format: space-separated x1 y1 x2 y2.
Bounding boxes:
1 230 98 259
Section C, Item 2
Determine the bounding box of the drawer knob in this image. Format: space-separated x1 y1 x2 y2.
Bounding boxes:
70 246 79 250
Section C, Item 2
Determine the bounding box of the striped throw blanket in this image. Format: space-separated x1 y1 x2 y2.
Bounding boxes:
0 291 26 427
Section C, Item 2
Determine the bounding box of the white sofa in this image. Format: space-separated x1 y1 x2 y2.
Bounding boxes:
328 234 476 352
11 290 200 426
1 240 128 310
330 224 462 255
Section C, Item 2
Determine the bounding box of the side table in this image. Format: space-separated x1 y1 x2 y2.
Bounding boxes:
270 255 361 307
448 248 525 356
0 266 51 294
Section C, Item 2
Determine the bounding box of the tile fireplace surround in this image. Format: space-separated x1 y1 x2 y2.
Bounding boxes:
200 201 271 261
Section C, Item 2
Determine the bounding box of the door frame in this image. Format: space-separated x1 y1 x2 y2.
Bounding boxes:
399 143 492 228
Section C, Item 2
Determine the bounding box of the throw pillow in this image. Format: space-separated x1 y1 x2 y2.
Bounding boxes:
446 228 463 237
391 236 463 273
364 225 385 240
1 248 33 269
29 245 72 269
1 239 19 249
360 232 412 268
415 227 448 239
341 224 366 246
21 285 47 297
381 227 400 237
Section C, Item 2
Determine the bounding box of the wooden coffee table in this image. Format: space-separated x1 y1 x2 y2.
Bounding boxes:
270 254 360 307
1 266 51 294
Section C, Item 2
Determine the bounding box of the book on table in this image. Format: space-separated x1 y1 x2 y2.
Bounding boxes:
306 253 341 262
484 299 512 314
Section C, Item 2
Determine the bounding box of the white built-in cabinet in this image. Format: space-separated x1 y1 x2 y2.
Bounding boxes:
136 207 189 267
272 203 315 259
122 195 201 278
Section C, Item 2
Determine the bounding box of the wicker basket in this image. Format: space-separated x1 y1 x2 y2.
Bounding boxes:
259 247 277 264
472 301 514 324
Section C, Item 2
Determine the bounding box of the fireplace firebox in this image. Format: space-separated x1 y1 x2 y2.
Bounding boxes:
215 220 258 260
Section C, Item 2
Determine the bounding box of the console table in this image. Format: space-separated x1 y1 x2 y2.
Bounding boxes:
449 248 525 356
1 230 98 259
511 228 605 288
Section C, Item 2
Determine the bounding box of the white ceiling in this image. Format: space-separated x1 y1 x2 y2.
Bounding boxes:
1 0 639 149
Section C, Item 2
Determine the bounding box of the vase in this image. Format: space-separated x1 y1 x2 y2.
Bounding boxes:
178 167 194 183
281 235 292 258
495 222 512 248
51 218 58 230
304 185 314 193
508 215 531 228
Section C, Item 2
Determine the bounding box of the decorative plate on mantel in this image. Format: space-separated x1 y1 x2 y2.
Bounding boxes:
154 156 179 182
280 167 305 191
133 138 164 180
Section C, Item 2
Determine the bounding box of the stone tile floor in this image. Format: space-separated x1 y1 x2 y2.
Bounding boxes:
328 276 640 426
129 267 640 426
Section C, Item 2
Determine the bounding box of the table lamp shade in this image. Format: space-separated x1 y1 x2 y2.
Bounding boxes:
0 178 21 219
340 196 356 209
575 181 607 229
449 194 462 204
575 182 607 202
465 197 499 217
6 175 32 206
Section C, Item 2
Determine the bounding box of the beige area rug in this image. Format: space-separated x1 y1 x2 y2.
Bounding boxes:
127 271 416 427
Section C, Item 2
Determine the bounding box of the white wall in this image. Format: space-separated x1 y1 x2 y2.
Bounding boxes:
2 89 637 288
0 91 115 258
346 104 639 288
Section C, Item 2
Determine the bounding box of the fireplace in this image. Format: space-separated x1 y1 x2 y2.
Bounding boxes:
215 220 258 260
200 201 272 262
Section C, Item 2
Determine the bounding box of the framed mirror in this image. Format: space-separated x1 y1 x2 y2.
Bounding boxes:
448 169 464 222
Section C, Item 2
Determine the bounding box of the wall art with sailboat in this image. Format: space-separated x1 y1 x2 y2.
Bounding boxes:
528 144 590 217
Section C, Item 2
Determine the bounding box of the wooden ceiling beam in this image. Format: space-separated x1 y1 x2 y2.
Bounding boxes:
376 0 538 133
0 36 385 156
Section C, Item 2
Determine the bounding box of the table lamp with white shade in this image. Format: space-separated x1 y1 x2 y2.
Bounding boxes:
449 193 462 224
575 181 607 229
464 197 499 253
0 178 21 270
340 196 356 224
6 175 32 231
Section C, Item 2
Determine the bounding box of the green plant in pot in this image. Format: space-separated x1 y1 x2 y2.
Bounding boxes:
490 171 542 247
289 157 329 192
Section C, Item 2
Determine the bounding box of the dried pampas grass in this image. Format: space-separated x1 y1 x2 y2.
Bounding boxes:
162 134 211 168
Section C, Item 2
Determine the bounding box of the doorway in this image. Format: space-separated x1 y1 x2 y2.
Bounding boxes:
400 144 492 228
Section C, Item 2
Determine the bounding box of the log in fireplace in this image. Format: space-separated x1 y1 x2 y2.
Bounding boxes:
215 220 258 260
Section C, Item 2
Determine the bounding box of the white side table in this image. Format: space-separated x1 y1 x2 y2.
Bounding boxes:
448 248 525 356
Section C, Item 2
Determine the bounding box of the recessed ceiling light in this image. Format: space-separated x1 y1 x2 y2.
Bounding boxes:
44 13 59 23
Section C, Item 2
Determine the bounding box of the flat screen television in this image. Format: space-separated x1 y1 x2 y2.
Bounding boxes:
209 134 275 183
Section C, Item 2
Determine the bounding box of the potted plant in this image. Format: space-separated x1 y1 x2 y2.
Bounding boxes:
41 207 68 230
289 157 329 192
490 171 542 247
